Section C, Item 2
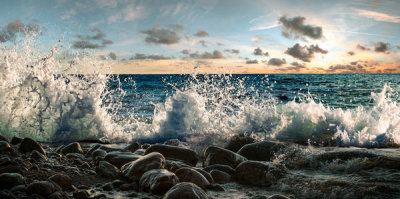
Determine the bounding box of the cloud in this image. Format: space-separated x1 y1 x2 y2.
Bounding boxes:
355 9 400 23
167 24 184 31
141 24 180 45
0 20 41 43
181 50 190 55
356 44 371 51
285 43 328 62
279 16 323 40
277 62 306 72
130 53 173 60
348 51 355 56
188 50 224 59
374 41 390 53
73 27 113 49
268 58 286 66
108 52 117 60
326 64 367 73
253 48 269 56
193 30 209 37
107 3 145 23
199 40 207 47
224 49 240 54
246 59 258 64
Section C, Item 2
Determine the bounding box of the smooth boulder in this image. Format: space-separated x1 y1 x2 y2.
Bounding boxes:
104 152 142 168
96 161 120 178
236 161 286 186
48 174 72 189
139 169 179 195
174 167 210 189
225 134 255 152
203 146 247 168
145 144 198 166
61 142 83 154
237 141 288 161
163 182 209 199
210 170 230 183
122 152 166 181
26 181 57 197
19 138 46 155
0 173 24 189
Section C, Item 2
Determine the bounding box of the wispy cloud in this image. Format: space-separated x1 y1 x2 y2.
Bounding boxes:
355 9 400 23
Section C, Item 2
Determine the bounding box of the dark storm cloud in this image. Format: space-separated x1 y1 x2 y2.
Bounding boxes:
193 30 209 37
130 53 173 60
188 50 224 59
141 24 180 45
0 20 41 43
285 43 328 62
326 64 367 73
108 52 117 60
199 40 207 47
73 28 113 49
279 16 323 40
224 49 240 54
268 58 286 66
374 41 390 53
356 44 371 51
253 48 269 56
246 59 258 64
348 51 355 56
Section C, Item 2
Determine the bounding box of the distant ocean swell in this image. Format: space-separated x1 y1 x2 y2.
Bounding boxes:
0 41 399 148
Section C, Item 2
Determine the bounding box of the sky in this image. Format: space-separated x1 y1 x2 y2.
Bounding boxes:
0 0 399 74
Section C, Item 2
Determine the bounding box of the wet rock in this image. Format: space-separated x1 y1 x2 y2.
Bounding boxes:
96 161 120 178
86 144 101 156
0 141 10 151
203 146 247 168
61 142 83 154
122 152 166 181
19 138 46 155
249 196 267 199
80 162 91 169
142 143 151 149
237 141 289 161
0 173 24 189
236 161 287 186
210 170 231 183
164 139 189 148
145 144 198 166
73 190 90 199
26 181 56 197
268 195 290 199
48 174 72 189
225 134 255 152
123 142 141 152
134 149 146 155
163 182 209 199
111 179 124 188
174 167 210 189
192 168 213 184
166 160 190 172
205 184 225 192
139 169 179 195
0 165 27 174
92 149 107 160
316 150 379 162
104 152 142 168
10 184 26 193
30 150 48 161
102 183 113 191
10 136 23 145
66 153 86 160
48 191 65 199
204 164 235 176
119 182 139 191
0 135 8 143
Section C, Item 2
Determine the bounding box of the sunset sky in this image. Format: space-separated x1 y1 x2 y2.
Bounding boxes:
0 0 399 74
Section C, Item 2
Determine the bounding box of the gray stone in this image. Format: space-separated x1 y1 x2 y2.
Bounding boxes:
19 138 46 155
174 167 210 189
122 152 166 181
236 161 287 186
48 174 72 189
210 169 230 183
203 146 247 168
140 169 179 195
26 181 56 197
237 141 289 161
96 161 120 178
163 182 209 199
145 144 198 166
61 142 83 154
104 152 142 169
0 173 24 189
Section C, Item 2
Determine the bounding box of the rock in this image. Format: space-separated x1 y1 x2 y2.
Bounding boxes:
204 164 235 176
48 191 65 199
119 182 139 191
164 139 189 148
174 167 210 189
192 168 213 184
139 169 179 195
96 161 120 178
48 174 72 189
0 165 27 175
142 143 151 149
10 136 23 145
86 144 101 156
73 190 90 199
134 149 146 155
92 149 107 160
26 181 56 197
163 182 209 199
210 170 230 183
10 184 26 193
235 161 287 186
104 152 142 169
237 141 289 161
316 150 379 162
102 183 113 191
66 153 86 160
19 138 46 155
0 135 8 142
145 144 198 166
268 195 290 199
123 142 141 152
0 173 24 189
166 160 190 172
225 134 255 152
61 142 83 154
30 150 48 161
203 146 247 168
122 152 166 181
249 196 267 199
0 141 10 151
205 184 225 192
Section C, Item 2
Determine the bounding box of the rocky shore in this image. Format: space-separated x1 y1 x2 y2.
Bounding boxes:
0 134 399 199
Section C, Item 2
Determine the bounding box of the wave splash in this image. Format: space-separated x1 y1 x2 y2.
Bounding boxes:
0 40 399 147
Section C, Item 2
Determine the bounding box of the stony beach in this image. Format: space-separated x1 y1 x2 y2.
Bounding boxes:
0 134 399 199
